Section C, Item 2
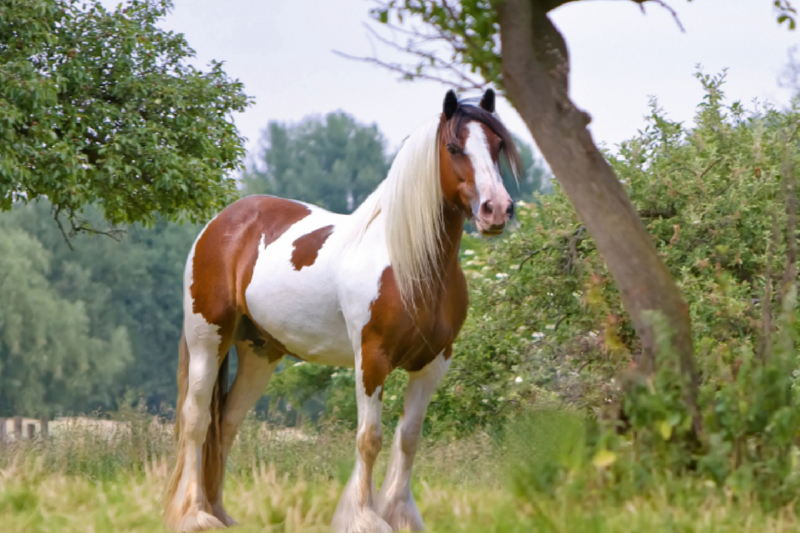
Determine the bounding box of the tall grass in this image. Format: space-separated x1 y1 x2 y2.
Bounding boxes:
1 406 799 532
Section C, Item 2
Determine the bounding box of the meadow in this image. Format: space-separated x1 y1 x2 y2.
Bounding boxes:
2 410 799 533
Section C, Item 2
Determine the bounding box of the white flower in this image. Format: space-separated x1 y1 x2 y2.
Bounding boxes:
515 376 523 384
463 249 475 256
495 272 509 279
531 332 545 339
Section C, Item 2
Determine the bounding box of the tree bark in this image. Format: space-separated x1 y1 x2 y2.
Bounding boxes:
497 0 702 437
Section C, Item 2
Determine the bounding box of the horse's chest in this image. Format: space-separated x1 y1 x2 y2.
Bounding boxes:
362 266 469 372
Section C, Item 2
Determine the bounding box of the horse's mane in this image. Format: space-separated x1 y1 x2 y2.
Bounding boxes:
346 104 521 308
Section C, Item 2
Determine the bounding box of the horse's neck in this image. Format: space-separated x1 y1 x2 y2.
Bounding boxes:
436 204 466 283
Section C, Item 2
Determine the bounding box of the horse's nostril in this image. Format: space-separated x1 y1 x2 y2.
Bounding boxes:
506 202 514 218
482 201 493 215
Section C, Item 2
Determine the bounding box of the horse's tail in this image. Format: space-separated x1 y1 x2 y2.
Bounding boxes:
203 347 228 509
164 328 229 527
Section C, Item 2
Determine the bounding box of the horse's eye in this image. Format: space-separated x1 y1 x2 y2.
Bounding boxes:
447 144 462 155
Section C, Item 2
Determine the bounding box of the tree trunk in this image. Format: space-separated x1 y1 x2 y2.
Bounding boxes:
497 0 702 438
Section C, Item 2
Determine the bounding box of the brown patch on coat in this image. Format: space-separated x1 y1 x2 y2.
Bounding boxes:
190 195 311 360
360 259 468 398
290 225 334 270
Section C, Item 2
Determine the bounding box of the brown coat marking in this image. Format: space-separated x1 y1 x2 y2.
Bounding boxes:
190 195 311 360
290 225 334 270
360 213 468 398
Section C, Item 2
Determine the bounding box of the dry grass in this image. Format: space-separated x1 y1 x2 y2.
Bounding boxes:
1 413 798 533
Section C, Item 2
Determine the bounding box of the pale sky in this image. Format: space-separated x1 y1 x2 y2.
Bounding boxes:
143 1 799 161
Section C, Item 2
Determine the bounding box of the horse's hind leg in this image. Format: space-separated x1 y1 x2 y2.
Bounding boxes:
164 321 228 532
209 339 283 526
378 352 451 532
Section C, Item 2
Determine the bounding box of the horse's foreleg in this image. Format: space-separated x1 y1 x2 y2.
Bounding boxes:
378 352 451 532
209 341 282 526
331 347 392 533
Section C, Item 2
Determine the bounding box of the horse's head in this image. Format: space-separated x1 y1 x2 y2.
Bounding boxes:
438 89 520 236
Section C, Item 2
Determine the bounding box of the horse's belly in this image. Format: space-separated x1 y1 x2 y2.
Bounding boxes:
244 215 355 368
248 285 354 367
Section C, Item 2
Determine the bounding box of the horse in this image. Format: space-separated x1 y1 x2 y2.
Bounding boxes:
163 88 520 533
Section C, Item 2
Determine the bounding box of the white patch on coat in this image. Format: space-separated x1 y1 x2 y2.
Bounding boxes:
245 205 390 368
464 121 504 217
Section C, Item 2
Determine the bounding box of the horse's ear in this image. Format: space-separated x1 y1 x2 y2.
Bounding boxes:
479 88 495 113
443 90 459 120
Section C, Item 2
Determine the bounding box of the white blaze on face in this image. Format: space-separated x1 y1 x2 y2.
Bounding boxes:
463 121 507 220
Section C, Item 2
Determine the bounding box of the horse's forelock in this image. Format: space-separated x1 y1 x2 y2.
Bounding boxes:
448 105 523 178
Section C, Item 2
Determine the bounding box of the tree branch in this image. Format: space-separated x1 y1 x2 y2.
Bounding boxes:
633 0 685 32
332 50 484 91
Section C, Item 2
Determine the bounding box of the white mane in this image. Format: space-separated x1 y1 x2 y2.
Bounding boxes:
346 116 443 307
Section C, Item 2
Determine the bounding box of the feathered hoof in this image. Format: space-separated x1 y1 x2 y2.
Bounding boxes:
331 506 393 533
170 509 226 532
380 497 425 532
210 501 238 527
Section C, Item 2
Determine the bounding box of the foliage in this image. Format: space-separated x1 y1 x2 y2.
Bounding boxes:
242 112 389 213
1 201 199 414
450 71 800 507
0 216 131 416
0 0 250 231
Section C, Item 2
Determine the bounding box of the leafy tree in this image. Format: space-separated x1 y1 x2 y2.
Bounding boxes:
0 0 251 232
0 217 131 416
436 72 800 503
8 201 199 410
242 112 389 213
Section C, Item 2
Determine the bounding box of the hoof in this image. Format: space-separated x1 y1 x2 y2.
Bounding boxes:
210 501 238 528
379 497 425 532
331 506 393 533
174 510 226 532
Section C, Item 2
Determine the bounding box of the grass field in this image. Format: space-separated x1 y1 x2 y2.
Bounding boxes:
1 415 799 533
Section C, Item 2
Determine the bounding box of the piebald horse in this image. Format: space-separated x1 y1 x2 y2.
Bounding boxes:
164 89 520 532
